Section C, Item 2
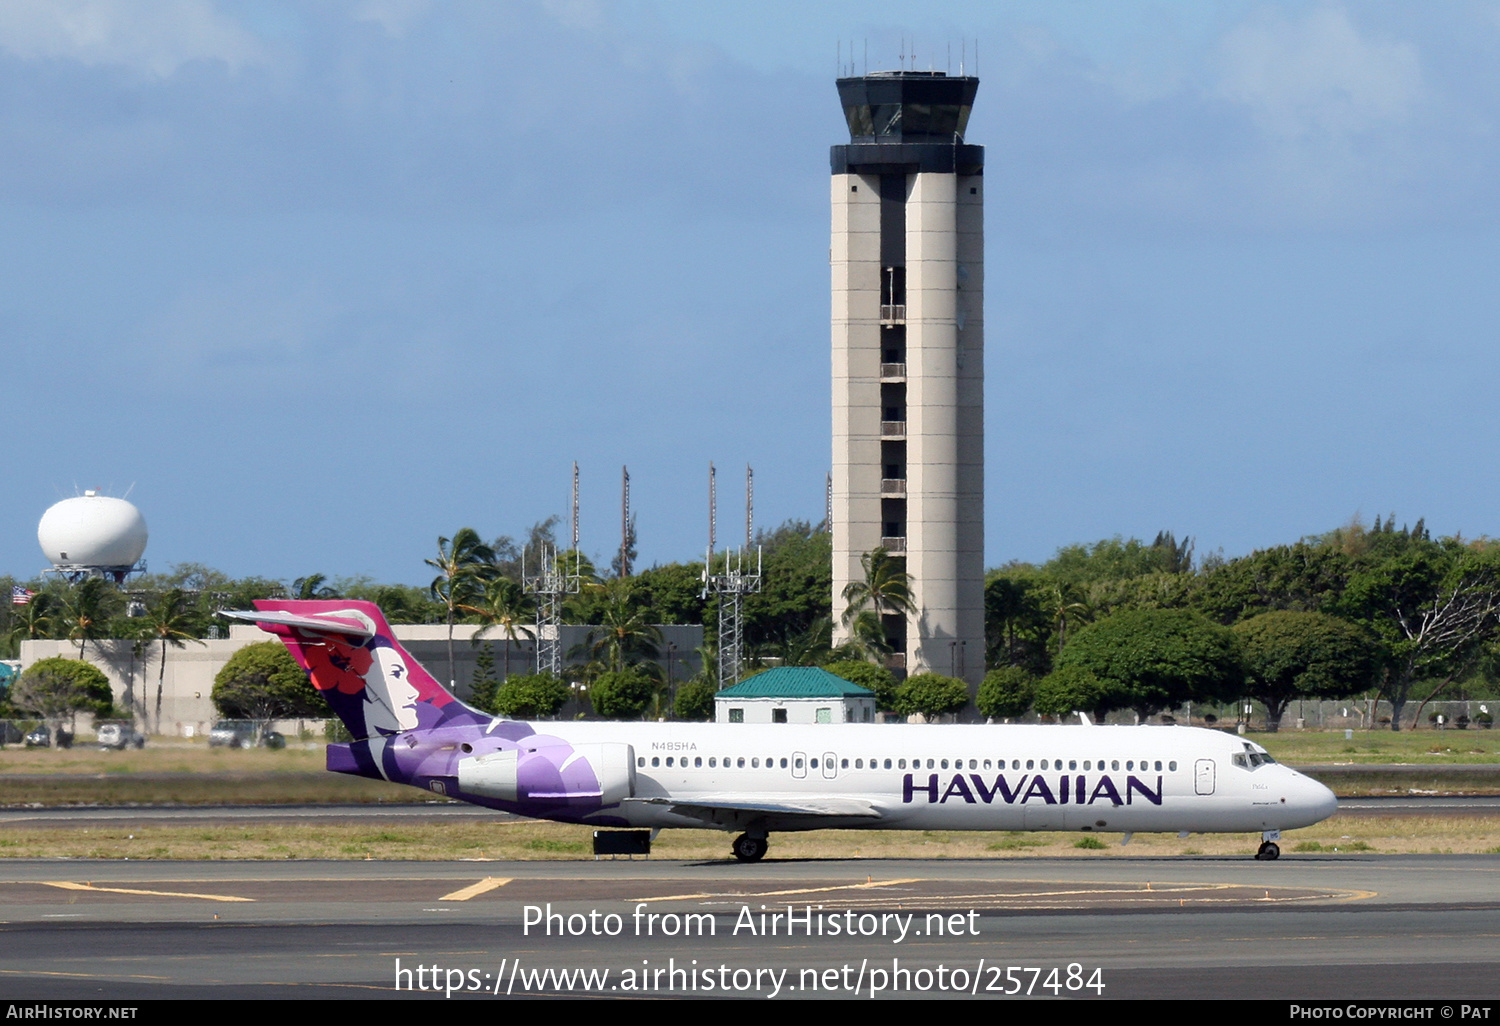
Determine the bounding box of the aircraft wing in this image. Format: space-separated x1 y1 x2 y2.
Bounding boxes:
622 794 888 828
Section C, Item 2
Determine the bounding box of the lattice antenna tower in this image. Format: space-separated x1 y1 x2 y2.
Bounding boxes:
523 467 583 676
701 462 762 689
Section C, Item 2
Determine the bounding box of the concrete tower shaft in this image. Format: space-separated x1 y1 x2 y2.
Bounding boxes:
831 71 984 687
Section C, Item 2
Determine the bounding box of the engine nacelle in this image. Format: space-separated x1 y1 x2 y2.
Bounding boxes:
458 741 635 807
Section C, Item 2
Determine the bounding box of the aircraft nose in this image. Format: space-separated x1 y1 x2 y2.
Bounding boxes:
1295 773 1339 824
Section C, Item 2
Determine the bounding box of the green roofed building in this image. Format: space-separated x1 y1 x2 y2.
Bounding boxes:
714 667 876 725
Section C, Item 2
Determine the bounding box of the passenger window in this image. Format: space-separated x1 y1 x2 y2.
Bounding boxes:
737 757 745 768
926 759 934 769
884 759 892 769
1012 760 1020 770
855 759 863 769
637 757 645 767
1154 761 1162 771
651 757 660 767
1126 761 1134 771
1069 760 1077 771
1111 761 1119 771
1169 761 1177 771
751 758 760 769
1026 760 1034 770
898 759 906 769
941 759 949 770
1083 761 1090 770
666 757 674 767
841 759 849 769
780 758 788 768
695 757 702 768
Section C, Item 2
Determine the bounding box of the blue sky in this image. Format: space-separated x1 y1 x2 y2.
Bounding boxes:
4 1 1500 585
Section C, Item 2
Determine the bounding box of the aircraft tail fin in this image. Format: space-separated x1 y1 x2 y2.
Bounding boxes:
222 599 489 740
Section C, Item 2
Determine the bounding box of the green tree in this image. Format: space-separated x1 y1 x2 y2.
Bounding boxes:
823 658 898 712
1338 535 1500 730
469 643 499 712
61 578 119 660
466 577 535 680
11 657 114 734
291 574 339 599
6 593 55 654
1056 608 1243 718
1032 665 1109 720
492 672 570 719
984 567 1053 675
977 666 1036 720
892 672 969 720
136 589 205 734
584 578 663 673
212 641 328 733
839 547 916 659
672 678 717 721
1233 611 1379 732
590 667 655 720
426 528 497 687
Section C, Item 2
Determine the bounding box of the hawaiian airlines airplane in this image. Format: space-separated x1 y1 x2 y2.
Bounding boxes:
224 600 1338 863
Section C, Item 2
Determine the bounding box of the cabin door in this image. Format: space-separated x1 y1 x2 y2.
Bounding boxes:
792 752 807 779
822 752 838 779
1194 759 1216 795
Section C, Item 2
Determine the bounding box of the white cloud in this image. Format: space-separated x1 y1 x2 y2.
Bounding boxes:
1217 5 1422 141
0 0 265 77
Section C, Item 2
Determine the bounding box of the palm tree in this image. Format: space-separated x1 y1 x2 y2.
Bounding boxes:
840 547 917 661
62 578 114 660
466 577 535 681
585 578 663 674
6 593 55 653
292 574 339 600
136 589 205 734
426 528 496 686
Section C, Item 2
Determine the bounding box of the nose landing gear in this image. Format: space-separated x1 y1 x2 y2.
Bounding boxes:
1255 829 1282 860
732 833 769 863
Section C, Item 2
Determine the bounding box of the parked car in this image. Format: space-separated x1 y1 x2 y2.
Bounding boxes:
208 720 256 748
95 723 146 750
23 724 49 748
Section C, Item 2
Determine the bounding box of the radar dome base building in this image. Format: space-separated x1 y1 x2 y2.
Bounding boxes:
831 71 985 687
37 491 149 583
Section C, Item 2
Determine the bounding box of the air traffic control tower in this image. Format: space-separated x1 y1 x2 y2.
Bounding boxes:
831 71 984 687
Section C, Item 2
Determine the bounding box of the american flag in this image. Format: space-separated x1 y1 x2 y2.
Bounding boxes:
11 586 33 606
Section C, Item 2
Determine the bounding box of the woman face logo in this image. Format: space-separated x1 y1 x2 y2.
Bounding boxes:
365 647 420 733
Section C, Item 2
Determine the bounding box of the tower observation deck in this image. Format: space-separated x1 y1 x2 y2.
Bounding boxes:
830 71 984 688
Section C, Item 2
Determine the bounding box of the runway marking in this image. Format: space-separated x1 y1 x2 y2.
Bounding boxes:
439 877 512 901
40 881 254 903
631 879 925 902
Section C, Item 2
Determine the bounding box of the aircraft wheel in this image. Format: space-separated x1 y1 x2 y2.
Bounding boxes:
1255 841 1281 861
732 833 768 863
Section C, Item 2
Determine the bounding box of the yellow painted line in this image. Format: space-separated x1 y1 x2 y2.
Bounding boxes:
439 877 512 901
632 878 926 902
41 881 253 903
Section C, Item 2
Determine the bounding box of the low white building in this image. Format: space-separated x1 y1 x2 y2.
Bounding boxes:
714 667 876 725
19 622 702 737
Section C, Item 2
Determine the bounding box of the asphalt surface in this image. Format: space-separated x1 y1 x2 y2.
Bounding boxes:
0 854 1497 1001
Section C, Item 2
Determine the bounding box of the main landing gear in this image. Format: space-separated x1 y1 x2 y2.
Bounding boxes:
1255 829 1283 861
732 833 769 863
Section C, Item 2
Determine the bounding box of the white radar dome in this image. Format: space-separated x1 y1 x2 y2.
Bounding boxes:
37 492 148 568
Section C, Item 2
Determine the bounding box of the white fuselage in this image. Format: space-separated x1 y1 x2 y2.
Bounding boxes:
513 721 1338 836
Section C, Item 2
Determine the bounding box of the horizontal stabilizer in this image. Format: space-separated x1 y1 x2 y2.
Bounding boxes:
219 608 376 640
